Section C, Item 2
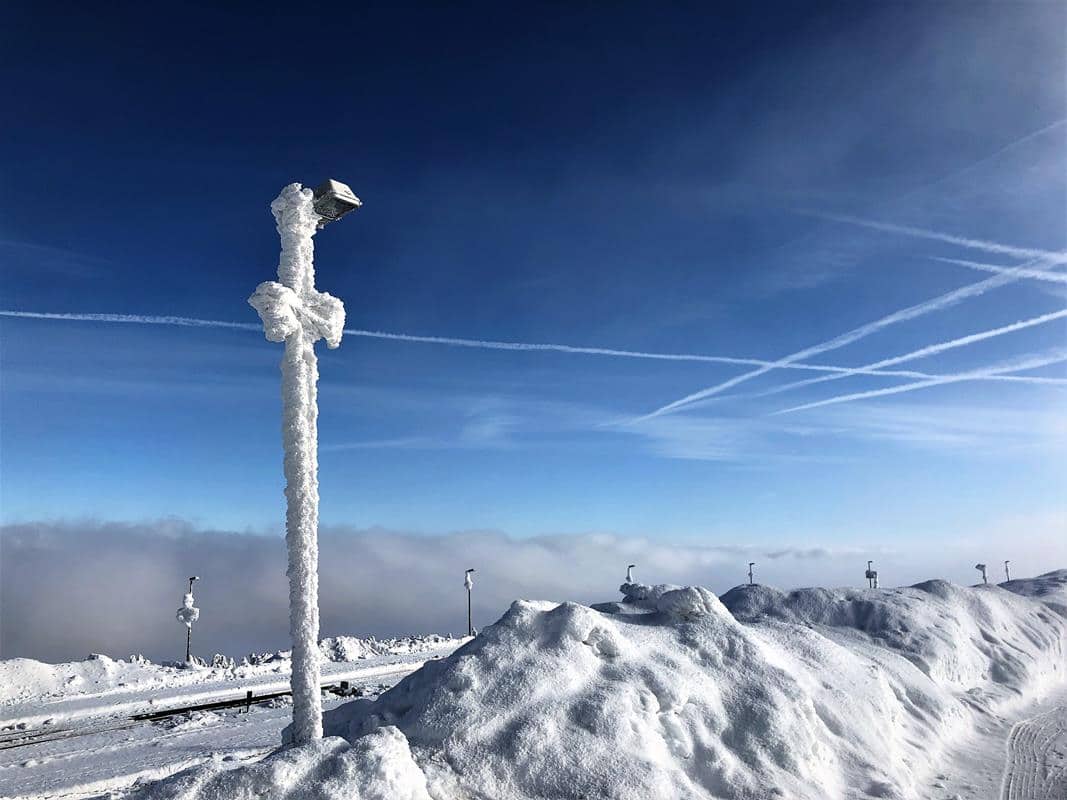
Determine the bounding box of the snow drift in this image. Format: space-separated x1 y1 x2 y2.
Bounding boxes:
139 571 1067 800
0 634 457 706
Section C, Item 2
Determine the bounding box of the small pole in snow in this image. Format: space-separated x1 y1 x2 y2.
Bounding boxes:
748 562 755 586
176 576 200 663
976 563 988 585
865 561 878 589
464 569 476 637
1004 560 1011 582
625 564 636 584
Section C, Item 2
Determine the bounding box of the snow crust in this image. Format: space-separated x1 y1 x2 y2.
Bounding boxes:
140 728 430 800
136 571 1067 800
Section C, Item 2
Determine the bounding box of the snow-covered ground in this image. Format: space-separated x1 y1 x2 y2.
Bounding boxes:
3 572 1065 800
0 634 463 799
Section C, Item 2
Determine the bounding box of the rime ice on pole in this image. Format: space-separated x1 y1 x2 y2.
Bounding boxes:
248 183 347 745
175 592 199 627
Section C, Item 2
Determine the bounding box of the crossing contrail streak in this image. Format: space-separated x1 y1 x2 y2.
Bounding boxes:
740 308 1067 401
933 256 1067 285
0 308 1003 381
774 350 1067 415
812 214 1067 263
637 256 1058 421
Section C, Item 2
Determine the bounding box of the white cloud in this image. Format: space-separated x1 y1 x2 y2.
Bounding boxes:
3 518 1062 664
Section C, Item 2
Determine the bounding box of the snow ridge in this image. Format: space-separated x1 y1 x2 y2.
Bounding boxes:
138 572 1067 800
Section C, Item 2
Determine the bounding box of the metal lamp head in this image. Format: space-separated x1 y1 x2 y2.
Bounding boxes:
312 179 362 228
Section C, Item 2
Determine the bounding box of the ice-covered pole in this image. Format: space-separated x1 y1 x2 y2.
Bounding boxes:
464 569 475 637
248 181 357 745
176 576 200 663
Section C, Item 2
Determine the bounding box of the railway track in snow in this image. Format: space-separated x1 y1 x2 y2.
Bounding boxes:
0 680 374 752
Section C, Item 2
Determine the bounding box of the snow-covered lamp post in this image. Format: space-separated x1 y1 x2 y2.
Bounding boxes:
176 576 200 663
976 563 988 585
464 569 476 637
748 562 755 586
625 564 636 584
865 561 878 589
249 180 360 745
1004 560 1011 582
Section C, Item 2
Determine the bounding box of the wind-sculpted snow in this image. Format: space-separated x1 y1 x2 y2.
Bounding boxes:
140 574 1066 800
719 576 1066 689
142 727 430 800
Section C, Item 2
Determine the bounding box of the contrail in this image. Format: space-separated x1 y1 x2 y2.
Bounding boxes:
0 308 967 379
774 349 1067 415
909 118 1067 197
0 310 264 332
932 256 1067 285
811 214 1067 263
740 308 1067 401
637 256 1058 421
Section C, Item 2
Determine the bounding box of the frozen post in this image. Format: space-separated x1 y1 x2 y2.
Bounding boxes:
865 561 878 589
976 563 988 585
464 569 476 637
748 562 755 586
625 564 636 584
176 575 200 663
249 180 360 745
1004 560 1011 582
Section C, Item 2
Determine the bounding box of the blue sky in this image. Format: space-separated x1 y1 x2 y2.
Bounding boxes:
1 2 1065 552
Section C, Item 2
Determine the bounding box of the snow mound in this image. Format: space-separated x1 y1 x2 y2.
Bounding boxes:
138 727 429 800
0 653 161 704
140 573 1067 800
719 578 1064 688
319 634 456 663
1002 568 1067 616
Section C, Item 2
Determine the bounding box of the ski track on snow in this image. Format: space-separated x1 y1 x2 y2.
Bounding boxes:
1000 702 1067 800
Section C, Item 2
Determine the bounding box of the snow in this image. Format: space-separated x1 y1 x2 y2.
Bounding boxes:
6 573 1066 799
141 728 431 800
176 592 199 627
134 570 1066 800
0 634 463 799
246 182 348 745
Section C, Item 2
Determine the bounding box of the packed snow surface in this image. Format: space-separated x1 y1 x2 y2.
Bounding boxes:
0 634 458 706
139 571 1066 800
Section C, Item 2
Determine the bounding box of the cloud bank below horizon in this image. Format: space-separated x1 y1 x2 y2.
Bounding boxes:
3 518 1063 664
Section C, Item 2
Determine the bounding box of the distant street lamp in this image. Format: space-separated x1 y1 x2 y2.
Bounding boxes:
1004 560 1011 582
248 180 360 745
464 569 476 637
748 562 755 586
176 576 200 663
976 563 988 585
865 561 878 589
